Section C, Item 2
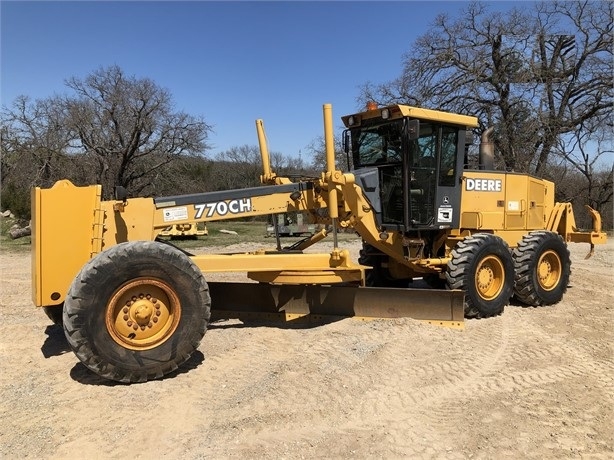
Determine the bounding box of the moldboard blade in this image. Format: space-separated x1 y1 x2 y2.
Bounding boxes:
208 282 464 329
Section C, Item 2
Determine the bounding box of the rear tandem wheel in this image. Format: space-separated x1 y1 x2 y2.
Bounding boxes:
63 241 211 383
512 231 571 306
446 233 515 318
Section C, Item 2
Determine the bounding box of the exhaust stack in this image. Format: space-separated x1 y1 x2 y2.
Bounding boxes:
479 127 494 170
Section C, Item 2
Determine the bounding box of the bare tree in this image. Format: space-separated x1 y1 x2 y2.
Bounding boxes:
361 1 612 177
146 154 214 197
210 145 318 191
1 95 77 217
274 152 317 179
2 65 213 204
63 65 212 198
531 1 613 175
305 135 349 172
1 95 72 188
552 117 613 223
213 145 263 190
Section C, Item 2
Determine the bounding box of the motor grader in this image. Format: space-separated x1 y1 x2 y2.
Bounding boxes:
31 103 606 383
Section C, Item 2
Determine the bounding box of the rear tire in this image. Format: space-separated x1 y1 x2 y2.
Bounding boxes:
446 233 514 318
63 241 210 383
512 231 570 306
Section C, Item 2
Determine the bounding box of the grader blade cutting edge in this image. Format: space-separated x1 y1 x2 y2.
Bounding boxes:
208 282 465 329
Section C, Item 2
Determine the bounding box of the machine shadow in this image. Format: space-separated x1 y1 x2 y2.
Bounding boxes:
207 313 346 331
38 320 205 386
69 350 205 386
41 324 71 358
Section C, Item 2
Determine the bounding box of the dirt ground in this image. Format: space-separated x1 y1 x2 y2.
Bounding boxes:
1 237 613 459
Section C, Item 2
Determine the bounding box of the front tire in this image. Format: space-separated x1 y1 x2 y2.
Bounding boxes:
512 231 570 306
446 233 514 318
63 241 210 383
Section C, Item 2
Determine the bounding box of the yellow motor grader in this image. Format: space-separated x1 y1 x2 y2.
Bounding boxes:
31 103 606 383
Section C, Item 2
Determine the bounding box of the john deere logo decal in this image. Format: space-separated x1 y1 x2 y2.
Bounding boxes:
465 178 502 192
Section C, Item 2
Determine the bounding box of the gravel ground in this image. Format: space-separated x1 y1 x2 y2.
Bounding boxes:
0 237 612 459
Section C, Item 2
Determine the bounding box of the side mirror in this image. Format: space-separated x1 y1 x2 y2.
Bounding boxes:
342 130 350 154
406 119 420 140
465 130 475 145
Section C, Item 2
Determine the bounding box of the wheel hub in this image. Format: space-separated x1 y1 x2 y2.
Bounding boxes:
477 267 494 288
538 260 552 280
475 255 504 300
106 278 181 350
133 299 154 326
537 250 561 291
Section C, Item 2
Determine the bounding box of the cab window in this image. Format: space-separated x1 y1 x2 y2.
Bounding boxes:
352 120 403 166
439 127 458 187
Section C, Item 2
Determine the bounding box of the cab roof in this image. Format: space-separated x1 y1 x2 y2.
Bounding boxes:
341 104 479 128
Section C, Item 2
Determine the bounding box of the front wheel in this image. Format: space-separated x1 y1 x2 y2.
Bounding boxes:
512 231 570 306
63 241 210 383
446 233 514 318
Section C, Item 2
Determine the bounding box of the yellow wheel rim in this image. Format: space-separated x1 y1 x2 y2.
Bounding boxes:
105 278 181 351
537 250 562 291
475 255 505 300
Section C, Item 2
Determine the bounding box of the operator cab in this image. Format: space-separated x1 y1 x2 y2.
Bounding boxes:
342 104 478 233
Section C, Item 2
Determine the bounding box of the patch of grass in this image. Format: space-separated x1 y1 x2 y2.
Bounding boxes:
0 217 361 253
161 221 271 249
0 217 31 252
162 221 360 250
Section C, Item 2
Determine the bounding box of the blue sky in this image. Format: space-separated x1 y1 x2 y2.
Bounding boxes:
2 1 519 159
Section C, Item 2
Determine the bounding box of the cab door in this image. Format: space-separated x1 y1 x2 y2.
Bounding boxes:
405 124 462 230
433 126 462 229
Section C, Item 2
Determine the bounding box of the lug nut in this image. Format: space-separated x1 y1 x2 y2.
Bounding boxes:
153 317 158 323
133 324 138 331
127 320 133 327
123 307 129 313
123 314 129 321
148 322 153 328
155 310 161 316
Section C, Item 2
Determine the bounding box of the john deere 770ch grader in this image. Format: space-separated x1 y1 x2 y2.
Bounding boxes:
31 103 606 382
